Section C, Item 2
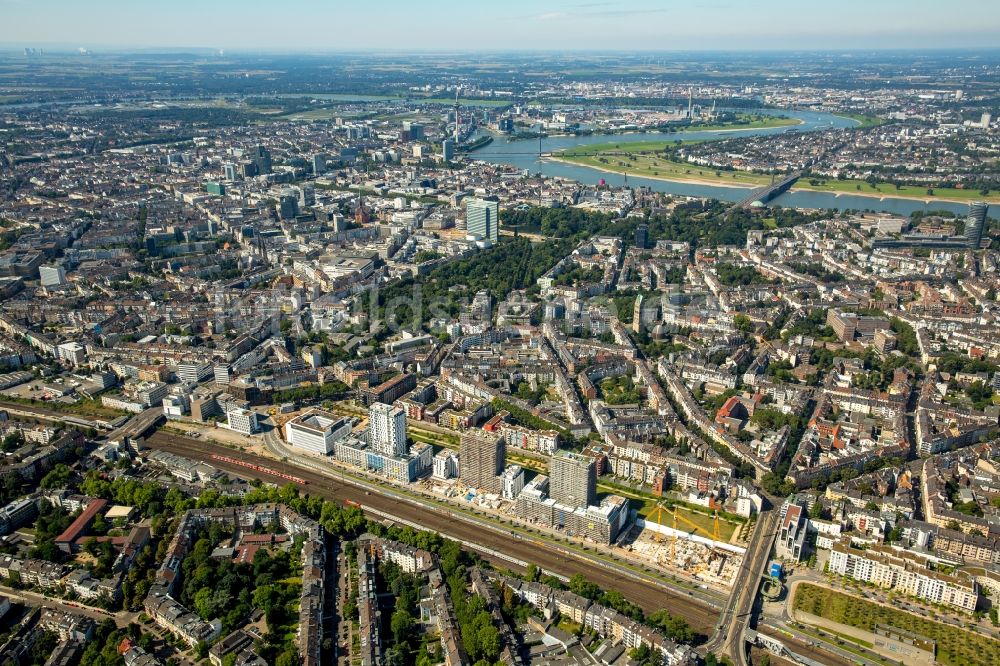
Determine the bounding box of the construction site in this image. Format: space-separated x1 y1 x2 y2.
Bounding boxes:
619 503 749 591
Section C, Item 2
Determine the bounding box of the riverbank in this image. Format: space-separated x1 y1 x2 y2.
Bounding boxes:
544 116 802 142
550 154 1000 206
544 155 758 190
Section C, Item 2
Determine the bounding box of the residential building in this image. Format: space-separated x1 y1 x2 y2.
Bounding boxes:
460 430 505 493
828 538 978 611
549 451 596 509
369 402 406 457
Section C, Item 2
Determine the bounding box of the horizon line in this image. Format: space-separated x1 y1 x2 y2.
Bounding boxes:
3 44 1000 55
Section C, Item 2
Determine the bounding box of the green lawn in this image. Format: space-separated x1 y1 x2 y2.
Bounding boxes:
834 113 885 129
792 178 1000 203
635 498 740 542
556 150 772 187
558 147 1000 204
793 583 993 666
0 395 126 420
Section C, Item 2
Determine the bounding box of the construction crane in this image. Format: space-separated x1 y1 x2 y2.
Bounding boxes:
713 510 722 542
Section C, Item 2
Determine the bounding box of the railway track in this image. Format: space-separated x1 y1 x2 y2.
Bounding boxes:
145 430 720 634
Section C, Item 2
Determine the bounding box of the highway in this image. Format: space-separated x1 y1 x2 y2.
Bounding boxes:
144 430 721 634
703 505 781 665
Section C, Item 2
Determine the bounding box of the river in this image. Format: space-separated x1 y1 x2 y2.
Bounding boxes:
469 109 971 216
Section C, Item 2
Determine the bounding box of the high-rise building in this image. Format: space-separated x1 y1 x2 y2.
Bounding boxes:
223 163 237 181
252 145 272 175
460 430 505 493
39 265 66 288
278 193 299 220
465 198 499 243
369 402 406 457
297 183 315 207
635 224 649 249
441 139 455 161
402 121 424 140
549 451 596 509
311 153 327 175
964 201 988 248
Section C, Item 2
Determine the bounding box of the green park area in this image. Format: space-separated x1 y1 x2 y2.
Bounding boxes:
791 177 1000 203
793 583 994 666
556 145 772 188
557 142 1000 204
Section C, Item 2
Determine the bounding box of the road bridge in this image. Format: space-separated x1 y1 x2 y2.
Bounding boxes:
728 172 801 212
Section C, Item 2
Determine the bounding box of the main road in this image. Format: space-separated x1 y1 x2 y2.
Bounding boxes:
702 503 781 665
144 429 721 634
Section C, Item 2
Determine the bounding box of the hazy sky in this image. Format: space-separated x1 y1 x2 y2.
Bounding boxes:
2 0 999 51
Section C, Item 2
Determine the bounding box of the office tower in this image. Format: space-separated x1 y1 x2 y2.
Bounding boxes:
39 265 66 288
369 402 406 457
311 153 326 175
402 121 424 140
549 451 596 509
278 194 299 220
635 224 649 249
252 145 272 175
965 201 988 248
460 430 505 493
223 162 237 181
465 198 500 243
239 161 258 179
442 138 455 161
297 183 315 207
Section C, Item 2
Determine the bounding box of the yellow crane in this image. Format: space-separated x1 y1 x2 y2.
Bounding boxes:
651 503 727 562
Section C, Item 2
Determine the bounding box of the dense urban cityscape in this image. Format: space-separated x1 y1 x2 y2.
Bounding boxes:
0 4 999 666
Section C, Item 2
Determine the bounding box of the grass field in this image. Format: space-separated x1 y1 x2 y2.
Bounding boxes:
834 113 885 129
556 149 772 188
558 147 1000 203
636 498 739 542
793 583 994 666
792 178 1000 203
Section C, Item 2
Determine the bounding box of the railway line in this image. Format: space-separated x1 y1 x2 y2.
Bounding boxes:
145 430 720 634
757 626 858 666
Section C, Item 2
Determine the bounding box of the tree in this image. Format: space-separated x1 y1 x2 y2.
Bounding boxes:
40 463 73 489
475 624 500 661
629 644 652 662
390 608 414 645
275 650 299 666
194 587 215 620
809 501 824 519
648 609 695 643
568 573 601 600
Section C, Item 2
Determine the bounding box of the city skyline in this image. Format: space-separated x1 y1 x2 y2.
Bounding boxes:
2 0 999 51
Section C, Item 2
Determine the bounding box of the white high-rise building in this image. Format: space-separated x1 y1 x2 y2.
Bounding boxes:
368 402 406 457
465 198 499 243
